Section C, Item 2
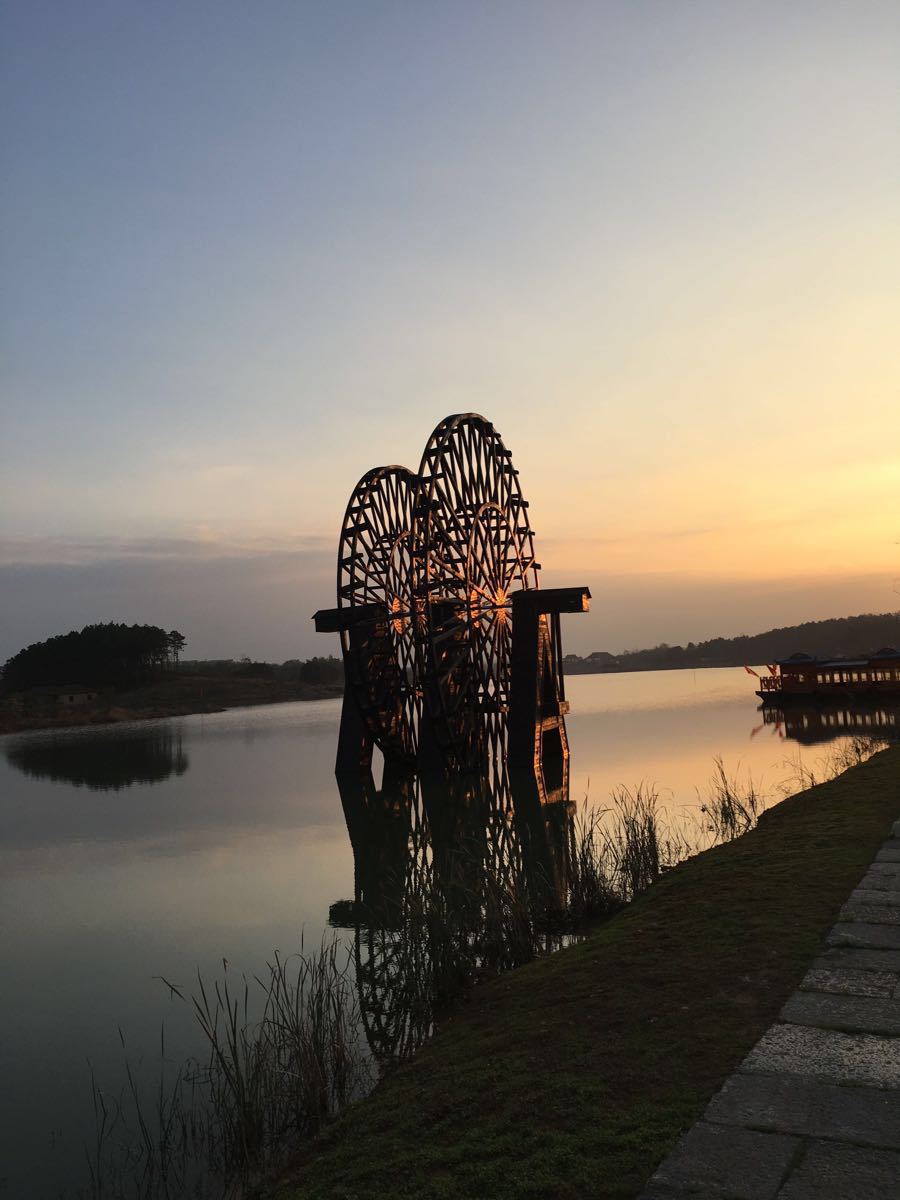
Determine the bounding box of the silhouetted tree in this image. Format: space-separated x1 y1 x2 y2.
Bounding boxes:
297 655 343 685
167 630 186 668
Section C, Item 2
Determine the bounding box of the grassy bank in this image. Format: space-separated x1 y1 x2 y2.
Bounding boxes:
0 673 342 735
265 744 900 1200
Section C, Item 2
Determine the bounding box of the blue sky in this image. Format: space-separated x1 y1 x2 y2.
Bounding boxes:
2 2 898 660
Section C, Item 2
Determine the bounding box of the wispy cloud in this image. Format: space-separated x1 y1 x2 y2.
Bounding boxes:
0 532 334 567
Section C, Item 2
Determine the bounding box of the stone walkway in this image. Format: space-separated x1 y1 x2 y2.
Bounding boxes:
639 819 900 1200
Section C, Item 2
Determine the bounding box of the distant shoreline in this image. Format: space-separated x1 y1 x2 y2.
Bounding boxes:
0 674 343 737
562 660 758 676
0 663 754 737
561 610 900 676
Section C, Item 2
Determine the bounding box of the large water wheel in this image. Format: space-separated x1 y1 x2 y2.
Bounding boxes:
414 414 539 769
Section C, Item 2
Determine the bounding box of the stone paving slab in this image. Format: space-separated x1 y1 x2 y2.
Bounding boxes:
800 966 897 998
858 872 900 891
777 1140 900 1199
866 860 900 875
740 1023 900 1088
704 1072 900 1150
813 945 900 974
875 844 900 863
848 887 900 906
780 991 900 1036
827 921 900 950
649 1122 799 1200
841 901 900 926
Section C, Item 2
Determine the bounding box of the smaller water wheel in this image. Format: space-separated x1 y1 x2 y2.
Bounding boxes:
336 466 421 766
415 415 539 769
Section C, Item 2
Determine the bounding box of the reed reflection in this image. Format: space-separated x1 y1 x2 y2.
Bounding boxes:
5 727 189 790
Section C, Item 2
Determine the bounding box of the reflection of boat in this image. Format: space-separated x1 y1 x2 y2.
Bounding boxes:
761 703 900 747
757 648 900 705
5 727 189 790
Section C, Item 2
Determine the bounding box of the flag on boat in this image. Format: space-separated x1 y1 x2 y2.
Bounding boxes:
744 665 760 677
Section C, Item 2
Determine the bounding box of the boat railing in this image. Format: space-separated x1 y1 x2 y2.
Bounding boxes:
759 675 780 692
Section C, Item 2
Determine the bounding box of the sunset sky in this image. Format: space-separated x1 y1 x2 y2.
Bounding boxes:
2 1 898 662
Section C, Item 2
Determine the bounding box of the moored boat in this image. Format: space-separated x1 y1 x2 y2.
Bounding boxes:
756 647 900 705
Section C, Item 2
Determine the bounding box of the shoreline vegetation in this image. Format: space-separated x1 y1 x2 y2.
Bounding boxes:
0 671 344 736
0 623 346 736
75 739 891 1199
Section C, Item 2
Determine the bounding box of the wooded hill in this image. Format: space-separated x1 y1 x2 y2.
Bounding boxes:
1 623 186 692
564 611 900 674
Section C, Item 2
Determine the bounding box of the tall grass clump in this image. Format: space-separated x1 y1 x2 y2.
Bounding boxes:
780 734 889 795
601 784 694 901
565 800 623 925
825 734 889 777
81 938 371 1200
697 755 764 845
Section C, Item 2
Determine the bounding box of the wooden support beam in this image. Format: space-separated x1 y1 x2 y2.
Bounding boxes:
313 602 383 634
507 586 588 784
509 586 591 615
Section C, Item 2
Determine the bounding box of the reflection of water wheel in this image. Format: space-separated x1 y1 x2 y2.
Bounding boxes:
354 923 433 1068
415 415 539 769
340 763 570 1068
338 467 421 765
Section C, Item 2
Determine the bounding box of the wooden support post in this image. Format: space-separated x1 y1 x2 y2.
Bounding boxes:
334 768 413 929
509 767 572 911
508 586 590 788
314 604 383 774
417 597 468 772
334 625 375 773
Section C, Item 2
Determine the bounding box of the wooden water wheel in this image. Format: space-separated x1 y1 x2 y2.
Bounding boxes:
414 414 539 768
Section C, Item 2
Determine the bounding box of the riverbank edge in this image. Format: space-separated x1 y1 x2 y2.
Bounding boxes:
0 678 343 736
263 745 900 1200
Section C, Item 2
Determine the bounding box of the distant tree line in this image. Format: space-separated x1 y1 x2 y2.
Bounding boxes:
564 611 900 674
279 656 343 685
1 623 187 693
176 655 344 686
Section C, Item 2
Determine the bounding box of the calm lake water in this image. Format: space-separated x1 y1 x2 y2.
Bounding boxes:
0 667 892 1197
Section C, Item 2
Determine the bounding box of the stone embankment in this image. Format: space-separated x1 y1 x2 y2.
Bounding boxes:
641 821 900 1199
